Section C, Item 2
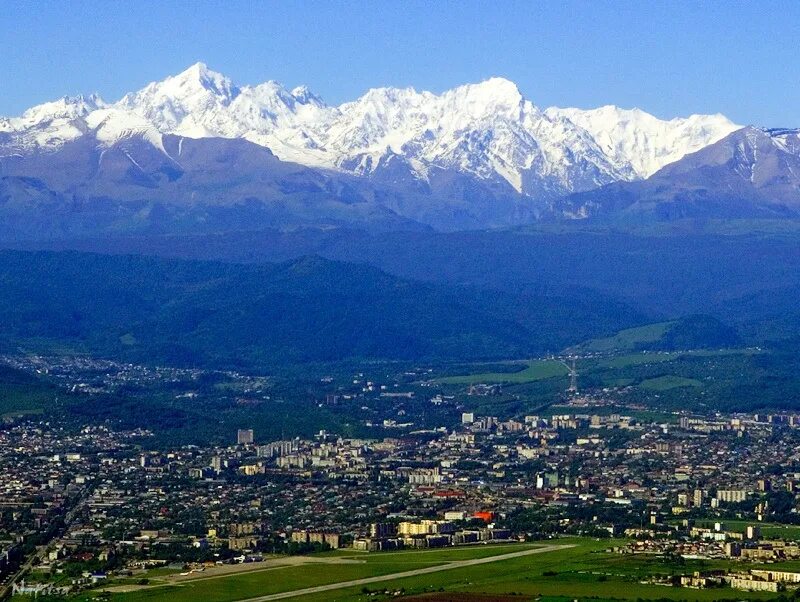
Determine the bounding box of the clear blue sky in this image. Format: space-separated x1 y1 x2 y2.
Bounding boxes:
2 0 798 126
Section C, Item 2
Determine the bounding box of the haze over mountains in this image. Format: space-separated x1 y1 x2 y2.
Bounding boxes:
7 62 800 236
1 64 800 367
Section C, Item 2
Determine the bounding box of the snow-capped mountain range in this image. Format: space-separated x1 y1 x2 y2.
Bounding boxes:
1 62 739 199
561 126 800 221
4 62 800 237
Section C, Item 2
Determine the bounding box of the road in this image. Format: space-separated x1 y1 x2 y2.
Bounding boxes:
0 541 47 600
104 556 369 592
235 543 574 602
0 489 89 600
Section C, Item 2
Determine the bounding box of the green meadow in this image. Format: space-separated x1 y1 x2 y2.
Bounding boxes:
436 360 569 385
61 539 794 602
570 322 673 353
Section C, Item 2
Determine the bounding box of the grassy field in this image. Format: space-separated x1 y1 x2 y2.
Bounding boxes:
437 349 756 387
66 539 795 602
436 360 568 385
568 316 764 357
72 544 543 602
284 538 780 602
595 352 679 369
685 519 800 541
76 560 436 602
434 347 772 419
593 349 757 371
570 322 673 353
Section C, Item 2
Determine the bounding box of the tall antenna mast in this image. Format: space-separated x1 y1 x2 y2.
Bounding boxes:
567 357 578 394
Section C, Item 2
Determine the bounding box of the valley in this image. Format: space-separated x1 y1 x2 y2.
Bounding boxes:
2 20 800 602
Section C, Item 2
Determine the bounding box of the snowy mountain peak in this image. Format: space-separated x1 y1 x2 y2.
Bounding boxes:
114 63 245 137
18 93 106 127
457 76 522 100
444 77 526 119
547 104 740 177
347 85 429 108
183 61 213 77
165 61 239 99
0 94 108 153
1 63 747 202
290 85 324 106
84 107 166 151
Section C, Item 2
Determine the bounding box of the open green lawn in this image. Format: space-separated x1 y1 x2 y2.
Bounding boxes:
436 360 568 385
68 539 794 602
76 544 545 602
289 539 780 602
78 561 438 602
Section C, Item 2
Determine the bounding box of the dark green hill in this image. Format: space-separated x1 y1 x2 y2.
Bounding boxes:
571 316 742 353
649 315 742 351
20 224 800 349
0 250 645 368
0 364 62 418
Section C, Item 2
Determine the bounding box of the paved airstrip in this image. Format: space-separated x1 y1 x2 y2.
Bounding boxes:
235 543 575 602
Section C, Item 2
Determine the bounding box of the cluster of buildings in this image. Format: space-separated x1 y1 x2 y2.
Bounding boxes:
353 519 511 551
0 354 212 397
7 355 800 596
617 528 800 562
676 569 800 592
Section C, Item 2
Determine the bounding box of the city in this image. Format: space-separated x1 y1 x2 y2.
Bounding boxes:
4 350 800 599
3 2 800 601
